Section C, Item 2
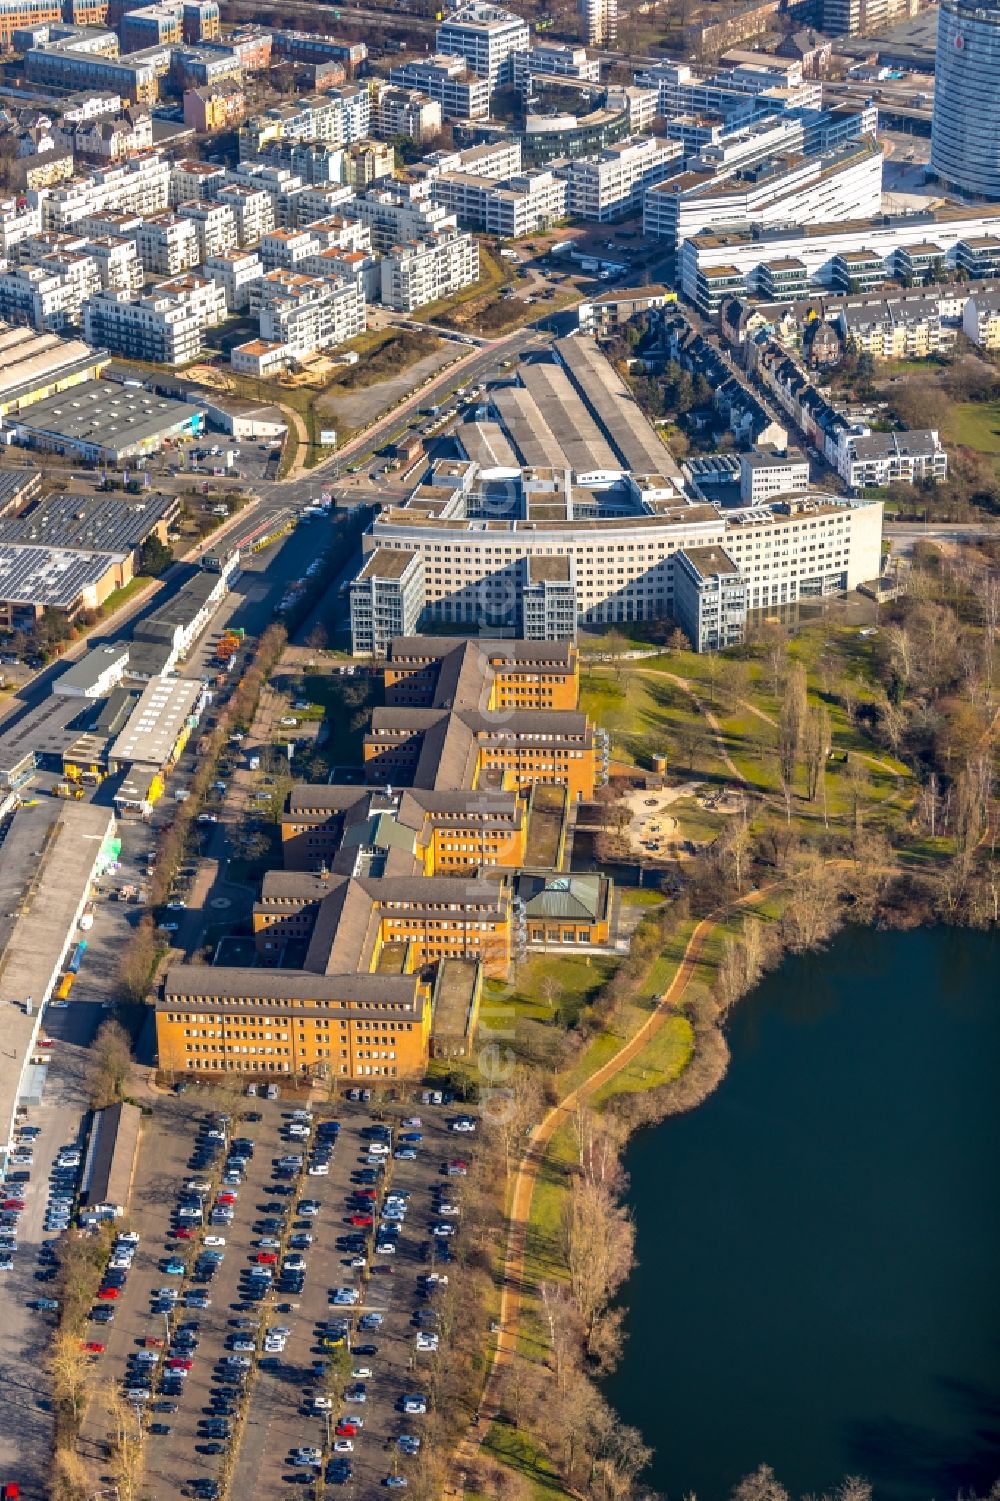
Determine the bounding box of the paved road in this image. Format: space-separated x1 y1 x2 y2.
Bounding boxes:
884 522 998 553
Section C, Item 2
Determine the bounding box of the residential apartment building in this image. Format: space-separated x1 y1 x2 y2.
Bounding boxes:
27 34 170 103
836 295 946 360
129 211 200 276
70 105 153 161
962 291 1000 351
371 85 443 144
0 262 84 332
215 184 275 248
840 430 948 489
344 141 394 191
435 4 529 91
379 230 479 313
260 227 318 272
182 80 246 134
578 0 616 45
82 275 225 363
169 157 227 204
34 153 170 231
203 248 262 311
233 268 364 372
345 182 457 254
605 84 658 134
388 55 490 121
0 195 44 257
560 136 681 222
177 199 237 262
239 87 370 156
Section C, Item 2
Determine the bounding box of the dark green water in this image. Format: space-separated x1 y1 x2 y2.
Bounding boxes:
605 928 1000 1501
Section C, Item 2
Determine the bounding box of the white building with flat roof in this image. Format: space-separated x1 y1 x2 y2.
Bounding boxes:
560 136 682 222
435 5 529 90
388 55 491 120
380 230 479 312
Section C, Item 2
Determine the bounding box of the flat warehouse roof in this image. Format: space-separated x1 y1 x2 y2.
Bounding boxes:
0 490 176 553
110 676 201 767
13 379 198 452
0 542 124 608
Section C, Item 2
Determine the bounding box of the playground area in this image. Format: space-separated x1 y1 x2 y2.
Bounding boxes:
623 780 746 859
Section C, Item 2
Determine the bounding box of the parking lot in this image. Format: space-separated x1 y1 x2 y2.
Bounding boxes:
0 998 111 1499
73 1087 472 1498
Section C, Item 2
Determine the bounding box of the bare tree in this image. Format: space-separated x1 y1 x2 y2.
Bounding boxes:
803 704 831 812
562 1173 634 1353
89 1019 133 1109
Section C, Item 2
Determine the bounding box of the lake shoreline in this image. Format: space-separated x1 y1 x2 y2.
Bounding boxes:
603 922 1000 1501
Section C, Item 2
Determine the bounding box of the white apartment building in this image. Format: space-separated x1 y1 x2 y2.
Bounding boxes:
170 158 227 205
646 139 884 248
239 268 364 365
0 263 84 332
345 183 457 254
678 205 1000 307
380 230 479 312
33 155 171 233
204 249 263 311
512 42 600 87
129 213 201 277
388 56 491 120
239 87 370 156
260 228 318 272
435 5 529 91
0 196 44 258
303 246 381 301
559 136 681 222
962 291 1000 351
82 235 144 296
215 184 275 248
83 276 226 364
177 200 238 262
839 430 948 490
578 0 616 46
431 168 567 237
371 86 443 144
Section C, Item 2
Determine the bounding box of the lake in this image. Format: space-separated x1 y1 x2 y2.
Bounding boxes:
605 927 1000 1501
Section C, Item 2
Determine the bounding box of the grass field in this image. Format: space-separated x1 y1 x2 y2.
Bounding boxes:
942 399 1000 455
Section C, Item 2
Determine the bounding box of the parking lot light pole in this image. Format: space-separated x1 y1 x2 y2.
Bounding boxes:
323 1409 332 1449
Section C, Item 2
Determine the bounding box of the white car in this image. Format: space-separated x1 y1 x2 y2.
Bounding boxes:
333 1439 354 1454
438 1203 460 1217
204 1236 226 1247
312 1395 334 1411
351 1366 372 1379
450 1119 476 1133
293 1448 322 1464
415 1333 439 1352
280 717 299 727
402 1398 427 1415
307 1163 329 1176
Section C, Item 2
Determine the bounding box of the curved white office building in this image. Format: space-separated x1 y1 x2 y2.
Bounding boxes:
932 0 1000 199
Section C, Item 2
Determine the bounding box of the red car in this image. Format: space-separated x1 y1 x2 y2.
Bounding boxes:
173 1227 194 1239
349 1214 373 1228
255 1251 277 1265
353 1189 377 1201
82 1342 105 1354
2 1200 25 1212
97 1288 119 1300
216 1192 236 1205
166 1357 193 1370
335 1421 358 1437
447 1160 469 1176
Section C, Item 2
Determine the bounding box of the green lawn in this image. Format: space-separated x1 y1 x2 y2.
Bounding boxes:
943 399 1000 454
589 1012 694 1104
484 952 617 1027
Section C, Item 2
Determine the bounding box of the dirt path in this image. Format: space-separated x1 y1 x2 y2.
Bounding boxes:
448 885 772 1490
